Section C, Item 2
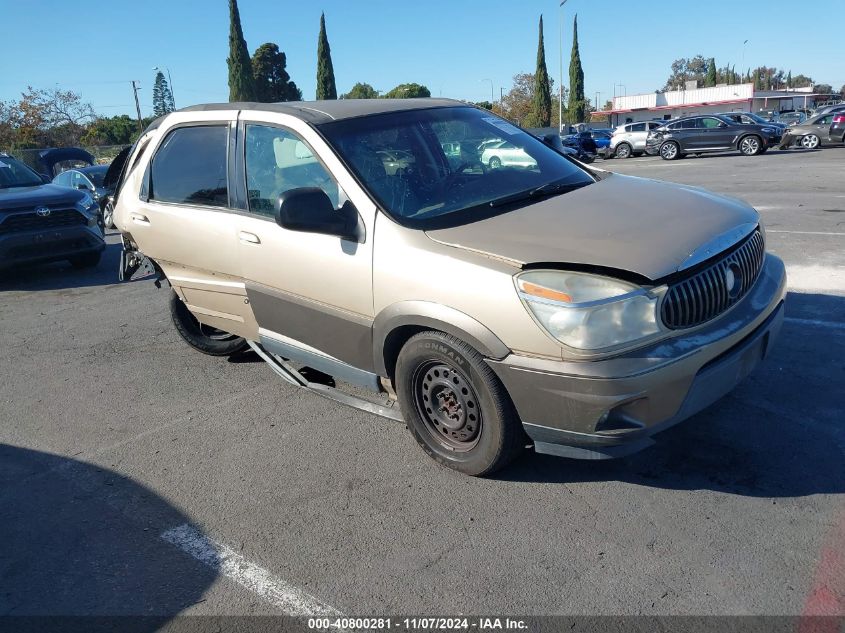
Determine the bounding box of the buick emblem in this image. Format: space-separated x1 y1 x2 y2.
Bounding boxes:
35 206 51 217
725 262 743 298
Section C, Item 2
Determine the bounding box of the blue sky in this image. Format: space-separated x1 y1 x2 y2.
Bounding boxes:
2 0 843 117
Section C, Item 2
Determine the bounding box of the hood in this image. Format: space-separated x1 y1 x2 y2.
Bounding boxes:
35 147 95 178
425 173 759 281
0 183 86 211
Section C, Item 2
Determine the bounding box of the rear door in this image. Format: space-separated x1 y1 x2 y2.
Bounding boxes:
813 114 834 142
127 114 257 339
628 122 648 150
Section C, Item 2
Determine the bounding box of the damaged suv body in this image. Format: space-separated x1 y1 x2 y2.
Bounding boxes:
114 100 786 475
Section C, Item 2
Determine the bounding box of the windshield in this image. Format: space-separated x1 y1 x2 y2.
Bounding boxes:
0 157 44 189
318 106 594 229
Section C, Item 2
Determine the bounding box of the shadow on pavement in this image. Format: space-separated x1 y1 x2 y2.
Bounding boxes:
0 444 217 619
498 292 845 497
0 239 127 292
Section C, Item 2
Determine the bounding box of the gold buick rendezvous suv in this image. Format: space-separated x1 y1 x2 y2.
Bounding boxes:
114 99 786 476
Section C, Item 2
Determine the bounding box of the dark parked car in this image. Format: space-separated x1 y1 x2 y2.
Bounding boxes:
0 153 105 270
830 113 845 144
718 112 787 130
646 115 782 160
34 147 96 180
53 165 115 230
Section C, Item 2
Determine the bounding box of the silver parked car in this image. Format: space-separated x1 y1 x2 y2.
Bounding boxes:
786 112 842 149
609 121 666 158
114 99 786 476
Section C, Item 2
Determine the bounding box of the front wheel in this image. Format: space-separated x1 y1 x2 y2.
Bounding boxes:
102 200 115 229
395 331 525 476
169 291 249 356
488 156 502 169
800 134 820 149
739 135 763 156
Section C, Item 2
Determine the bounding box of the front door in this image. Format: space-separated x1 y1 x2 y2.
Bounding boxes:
128 115 256 339
698 117 735 149
234 117 376 375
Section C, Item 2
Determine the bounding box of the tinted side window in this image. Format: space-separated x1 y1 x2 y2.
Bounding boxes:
681 119 699 129
701 118 722 129
151 126 228 207
630 123 646 132
244 124 341 216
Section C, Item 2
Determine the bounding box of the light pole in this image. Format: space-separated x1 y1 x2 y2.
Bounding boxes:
741 40 748 80
152 66 176 108
481 78 494 105
595 91 601 110
559 0 569 133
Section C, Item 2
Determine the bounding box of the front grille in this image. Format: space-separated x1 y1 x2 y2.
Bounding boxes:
661 230 765 329
0 208 87 234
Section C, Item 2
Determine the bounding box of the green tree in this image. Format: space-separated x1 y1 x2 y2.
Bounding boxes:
316 12 337 100
813 83 834 95
786 71 793 88
341 82 379 99
705 58 717 87
499 72 555 127
227 0 257 102
567 15 586 124
383 83 431 98
152 71 176 116
530 15 552 127
252 43 301 102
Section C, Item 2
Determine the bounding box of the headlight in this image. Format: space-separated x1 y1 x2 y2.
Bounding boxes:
516 271 664 350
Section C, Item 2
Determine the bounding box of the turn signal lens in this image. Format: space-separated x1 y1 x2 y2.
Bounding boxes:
519 281 572 303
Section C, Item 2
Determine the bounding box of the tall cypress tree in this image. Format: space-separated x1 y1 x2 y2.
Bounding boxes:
227 0 256 102
705 58 717 87
316 13 337 100
567 14 585 124
532 15 551 127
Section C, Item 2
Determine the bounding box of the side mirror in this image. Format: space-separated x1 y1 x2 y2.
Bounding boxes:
275 187 362 242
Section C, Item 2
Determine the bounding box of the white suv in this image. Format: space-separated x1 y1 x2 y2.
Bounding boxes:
610 121 666 158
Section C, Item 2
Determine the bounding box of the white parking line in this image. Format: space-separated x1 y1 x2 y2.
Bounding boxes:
786 265 845 294
784 317 845 331
769 230 845 236
161 524 344 617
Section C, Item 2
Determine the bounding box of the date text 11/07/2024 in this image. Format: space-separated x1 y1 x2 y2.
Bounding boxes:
307 617 529 630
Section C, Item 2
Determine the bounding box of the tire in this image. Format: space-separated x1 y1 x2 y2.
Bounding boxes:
800 134 820 149
395 331 525 476
614 143 632 159
103 200 115 229
69 252 101 269
169 291 249 356
488 156 501 169
659 141 680 160
739 135 763 156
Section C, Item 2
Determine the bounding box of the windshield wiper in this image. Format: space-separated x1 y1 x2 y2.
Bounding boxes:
488 180 589 208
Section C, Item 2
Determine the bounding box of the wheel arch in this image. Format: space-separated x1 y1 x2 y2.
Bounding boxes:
373 301 511 379
736 132 762 149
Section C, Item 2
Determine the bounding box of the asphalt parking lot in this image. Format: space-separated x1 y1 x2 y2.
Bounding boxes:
1 147 843 620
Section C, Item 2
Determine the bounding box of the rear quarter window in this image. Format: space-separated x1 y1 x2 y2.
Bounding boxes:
150 125 229 208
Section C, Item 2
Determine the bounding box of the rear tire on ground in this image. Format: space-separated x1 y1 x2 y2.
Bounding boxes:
739 135 763 156
614 143 632 159
69 252 101 269
169 291 249 356
394 331 525 476
659 141 680 160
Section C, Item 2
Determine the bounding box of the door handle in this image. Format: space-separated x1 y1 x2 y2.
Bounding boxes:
239 231 261 244
130 213 150 226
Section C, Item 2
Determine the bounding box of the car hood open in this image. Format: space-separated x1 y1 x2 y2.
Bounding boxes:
425 173 759 281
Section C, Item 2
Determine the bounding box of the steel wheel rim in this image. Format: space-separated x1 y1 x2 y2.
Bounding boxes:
741 137 759 154
661 143 676 159
802 135 819 149
412 361 482 452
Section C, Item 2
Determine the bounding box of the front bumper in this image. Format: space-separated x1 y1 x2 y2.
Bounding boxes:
488 254 787 459
0 224 105 270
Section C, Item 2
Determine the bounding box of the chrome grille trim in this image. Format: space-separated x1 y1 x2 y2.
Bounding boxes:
661 230 765 329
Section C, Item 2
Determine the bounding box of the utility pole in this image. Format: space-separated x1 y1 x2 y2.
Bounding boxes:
559 0 569 133
131 81 143 133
